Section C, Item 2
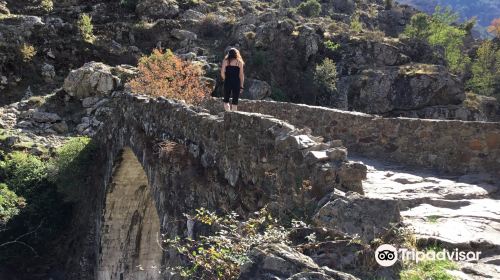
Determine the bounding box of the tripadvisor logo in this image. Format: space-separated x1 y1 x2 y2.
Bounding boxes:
374 244 482 267
375 244 398 267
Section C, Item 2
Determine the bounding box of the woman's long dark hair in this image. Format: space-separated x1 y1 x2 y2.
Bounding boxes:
224 48 244 65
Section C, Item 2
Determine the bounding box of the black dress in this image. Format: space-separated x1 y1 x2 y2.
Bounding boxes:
223 61 241 105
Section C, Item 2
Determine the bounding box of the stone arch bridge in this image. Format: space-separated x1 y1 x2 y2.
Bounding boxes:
68 93 500 280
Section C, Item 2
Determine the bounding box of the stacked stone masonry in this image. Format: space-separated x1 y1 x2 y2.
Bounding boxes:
70 93 367 279
204 99 500 176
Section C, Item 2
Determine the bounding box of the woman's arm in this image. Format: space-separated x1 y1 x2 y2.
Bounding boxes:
220 60 226 81
239 63 245 91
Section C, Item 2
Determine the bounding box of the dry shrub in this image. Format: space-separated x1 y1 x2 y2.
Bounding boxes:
199 13 224 37
19 43 37 62
129 49 209 104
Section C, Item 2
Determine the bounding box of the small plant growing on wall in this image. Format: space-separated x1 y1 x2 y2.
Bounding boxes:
19 43 37 62
77 13 94 42
350 13 363 33
41 0 53 12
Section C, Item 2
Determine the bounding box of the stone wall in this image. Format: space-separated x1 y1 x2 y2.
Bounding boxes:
204 99 500 175
68 93 366 279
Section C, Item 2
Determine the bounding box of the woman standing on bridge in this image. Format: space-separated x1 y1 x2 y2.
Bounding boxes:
221 48 245 111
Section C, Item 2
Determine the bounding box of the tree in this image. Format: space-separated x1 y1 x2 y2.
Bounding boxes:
129 49 209 104
467 40 500 98
404 13 431 39
0 184 25 225
314 58 338 104
488 18 500 38
404 6 470 74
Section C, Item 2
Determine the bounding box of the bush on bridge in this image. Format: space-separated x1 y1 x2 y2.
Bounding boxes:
129 49 210 104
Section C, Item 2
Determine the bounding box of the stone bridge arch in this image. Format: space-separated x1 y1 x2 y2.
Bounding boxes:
70 93 366 280
98 147 162 280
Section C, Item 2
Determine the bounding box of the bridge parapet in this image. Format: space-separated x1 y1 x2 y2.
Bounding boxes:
204 99 500 175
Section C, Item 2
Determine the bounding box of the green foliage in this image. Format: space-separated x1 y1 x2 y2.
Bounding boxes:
77 13 94 42
120 0 138 10
314 58 338 105
404 13 432 38
297 0 321 17
314 58 337 92
270 87 288 102
350 13 363 33
41 0 53 12
0 152 47 193
252 50 268 69
400 257 458 280
0 184 25 225
165 208 289 279
49 137 95 201
0 151 70 260
324 40 340 52
404 6 470 73
461 17 477 34
467 40 500 98
426 215 440 223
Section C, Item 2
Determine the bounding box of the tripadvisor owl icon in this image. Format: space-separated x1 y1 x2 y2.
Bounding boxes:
375 244 398 267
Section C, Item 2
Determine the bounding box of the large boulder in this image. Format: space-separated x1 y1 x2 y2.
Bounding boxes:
63 62 121 99
313 192 400 243
244 79 271 100
239 243 359 280
338 64 465 114
0 1 9 15
330 0 356 14
296 25 320 63
136 0 179 20
41 63 56 82
171 29 197 41
0 15 44 44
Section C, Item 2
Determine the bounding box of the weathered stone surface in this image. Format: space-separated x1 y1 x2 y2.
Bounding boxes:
41 63 55 82
204 99 500 176
97 148 162 280
338 64 464 114
171 29 197 41
67 93 366 279
297 25 319 62
31 111 62 123
313 192 401 243
63 62 121 99
301 240 365 271
0 1 9 15
244 79 272 100
358 156 500 279
136 0 179 19
81 96 101 108
240 243 359 280
51 121 68 134
326 148 347 161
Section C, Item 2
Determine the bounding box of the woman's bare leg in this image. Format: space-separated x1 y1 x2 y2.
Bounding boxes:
232 105 238 111
224 102 231 111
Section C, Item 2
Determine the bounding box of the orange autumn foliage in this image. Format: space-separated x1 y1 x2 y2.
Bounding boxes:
129 49 209 104
488 18 500 38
